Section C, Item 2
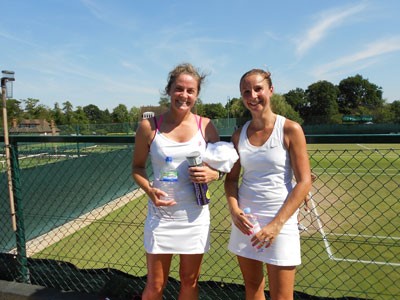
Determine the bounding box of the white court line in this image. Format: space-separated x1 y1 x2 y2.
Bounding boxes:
308 197 400 267
329 232 400 241
309 198 334 259
357 144 373 150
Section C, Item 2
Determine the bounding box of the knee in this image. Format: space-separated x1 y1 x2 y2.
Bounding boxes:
142 280 167 299
179 272 199 288
244 276 265 292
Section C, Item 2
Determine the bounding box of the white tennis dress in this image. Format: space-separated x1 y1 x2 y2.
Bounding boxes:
144 115 210 254
228 115 301 266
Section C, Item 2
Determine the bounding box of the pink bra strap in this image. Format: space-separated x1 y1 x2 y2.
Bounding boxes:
195 115 206 140
195 115 202 130
154 115 163 132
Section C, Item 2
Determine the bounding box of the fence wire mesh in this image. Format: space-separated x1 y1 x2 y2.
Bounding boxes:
0 135 399 300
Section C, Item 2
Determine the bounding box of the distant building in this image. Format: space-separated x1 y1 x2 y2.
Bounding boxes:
142 111 155 119
9 119 60 135
139 105 167 120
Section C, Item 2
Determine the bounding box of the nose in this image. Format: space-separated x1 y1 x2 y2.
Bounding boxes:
180 90 189 98
251 89 258 99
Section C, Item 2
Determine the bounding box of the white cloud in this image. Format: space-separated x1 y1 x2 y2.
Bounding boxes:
313 36 400 78
295 3 366 57
80 0 106 21
0 30 37 47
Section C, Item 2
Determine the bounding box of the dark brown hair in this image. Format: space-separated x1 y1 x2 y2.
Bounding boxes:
239 68 273 91
164 63 207 96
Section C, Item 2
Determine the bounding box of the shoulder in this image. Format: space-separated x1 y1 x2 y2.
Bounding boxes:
136 117 156 143
283 118 306 148
283 118 303 135
198 115 220 143
231 124 244 148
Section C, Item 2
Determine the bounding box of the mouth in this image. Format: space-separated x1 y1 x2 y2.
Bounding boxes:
175 99 191 108
248 98 261 107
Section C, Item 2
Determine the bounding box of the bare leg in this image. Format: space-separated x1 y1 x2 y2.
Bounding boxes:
142 253 173 300
266 264 296 300
178 254 204 300
237 255 266 300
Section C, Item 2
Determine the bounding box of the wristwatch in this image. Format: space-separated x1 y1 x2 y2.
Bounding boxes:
217 170 225 180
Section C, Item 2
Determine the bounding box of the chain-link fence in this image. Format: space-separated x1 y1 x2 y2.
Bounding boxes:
1 134 399 299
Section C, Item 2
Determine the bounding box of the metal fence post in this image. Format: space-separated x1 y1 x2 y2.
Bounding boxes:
10 140 30 283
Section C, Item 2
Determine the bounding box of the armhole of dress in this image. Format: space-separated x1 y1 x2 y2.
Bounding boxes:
240 121 249 148
279 115 288 149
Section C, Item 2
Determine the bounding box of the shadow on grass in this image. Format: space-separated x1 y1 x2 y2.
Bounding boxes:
0 253 369 300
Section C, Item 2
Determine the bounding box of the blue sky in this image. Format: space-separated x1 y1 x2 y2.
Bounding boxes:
1 0 400 111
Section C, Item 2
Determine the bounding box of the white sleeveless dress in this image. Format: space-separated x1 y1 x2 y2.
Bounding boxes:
144 115 210 254
228 115 301 266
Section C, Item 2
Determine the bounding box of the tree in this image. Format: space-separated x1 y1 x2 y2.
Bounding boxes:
193 98 205 116
271 94 303 124
102 109 112 124
202 103 226 119
52 102 66 125
33 104 52 120
390 100 400 123
83 104 103 124
73 106 89 125
338 74 383 115
306 80 340 124
6 99 23 121
370 105 394 124
62 101 74 124
159 97 169 109
111 104 129 123
284 88 309 120
129 106 141 123
22 98 52 120
23 98 40 119
228 97 249 119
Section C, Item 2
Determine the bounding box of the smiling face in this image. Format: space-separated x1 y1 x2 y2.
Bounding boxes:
240 73 273 112
168 73 199 112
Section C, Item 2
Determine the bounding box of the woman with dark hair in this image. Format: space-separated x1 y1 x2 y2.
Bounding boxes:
225 68 312 300
132 63 220 300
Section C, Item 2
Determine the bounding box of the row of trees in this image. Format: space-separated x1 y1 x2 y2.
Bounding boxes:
2 74 400 126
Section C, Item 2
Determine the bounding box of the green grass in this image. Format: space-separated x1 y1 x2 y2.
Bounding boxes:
31 143 400 299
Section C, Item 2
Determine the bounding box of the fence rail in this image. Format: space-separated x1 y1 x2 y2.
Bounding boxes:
1 134 399 299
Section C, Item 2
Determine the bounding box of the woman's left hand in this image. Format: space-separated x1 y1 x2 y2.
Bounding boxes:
188 164 219 183
251 222 282 249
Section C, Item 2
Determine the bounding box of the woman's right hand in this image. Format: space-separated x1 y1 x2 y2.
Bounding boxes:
149 187 177 207
231 209 253 236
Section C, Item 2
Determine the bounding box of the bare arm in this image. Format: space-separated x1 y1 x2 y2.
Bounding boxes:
224 128 254 235
279 120 312 223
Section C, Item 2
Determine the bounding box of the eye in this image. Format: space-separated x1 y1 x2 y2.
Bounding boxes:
187 88 196 95
241 89 250 97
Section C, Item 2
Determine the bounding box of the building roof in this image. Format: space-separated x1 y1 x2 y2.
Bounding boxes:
9 119 60 135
